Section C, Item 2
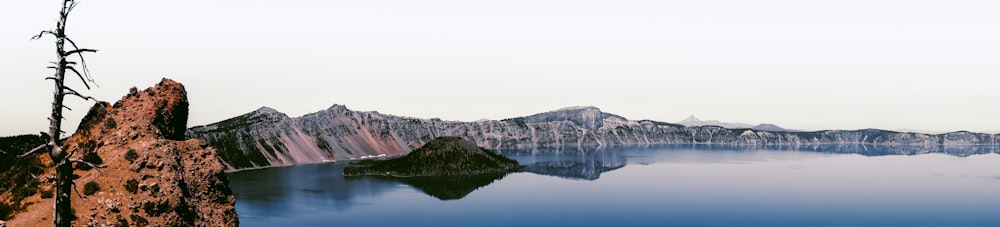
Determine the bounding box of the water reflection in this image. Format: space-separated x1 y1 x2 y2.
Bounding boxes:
350 172 511 200
501 144 1000 160
521 161 624 180
229 144 1000 225
228 163 402 215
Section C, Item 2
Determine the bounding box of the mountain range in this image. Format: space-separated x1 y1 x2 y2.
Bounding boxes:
187 104 1000 172
676 115 795 132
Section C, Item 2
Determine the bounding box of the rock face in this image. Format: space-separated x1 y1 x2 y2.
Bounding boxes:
188 104 1000 172
6 79 237 227
343 136 520 177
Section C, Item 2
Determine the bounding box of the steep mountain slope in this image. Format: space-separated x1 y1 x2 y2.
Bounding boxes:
188 105 1000 172
6 79 237 226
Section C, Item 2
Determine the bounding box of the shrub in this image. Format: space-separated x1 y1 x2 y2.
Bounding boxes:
0 201 17 220
130 214 149 227
125 149 139 163
78 150 104 171
83 180 100 195
142 201 172 217
125 179 139 194
115 215 129 227
142 202 156 216
40 188 54 198
76 140 102 170
105 117 117 129
12 178 40 201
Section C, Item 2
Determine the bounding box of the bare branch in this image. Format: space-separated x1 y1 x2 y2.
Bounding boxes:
63 105 73 111
30 30 56 40
69 158 105 173
72 181 83 199
63 48 96 57
65 66 91 89
66 1 78 15
17 144 48 158
64 86 98 101
66 146 76 158
63 37 94 78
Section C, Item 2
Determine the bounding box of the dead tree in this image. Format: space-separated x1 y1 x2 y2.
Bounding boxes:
20 0 102 226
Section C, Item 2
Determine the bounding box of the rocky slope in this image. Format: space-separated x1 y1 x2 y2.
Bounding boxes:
188 104 1000 172
0 134 48 222
343 136 520 177
5 79 237 226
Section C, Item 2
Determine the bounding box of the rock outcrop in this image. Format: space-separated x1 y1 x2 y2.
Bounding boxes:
188 104 1000 172
6 79 237 227
343 136 520 177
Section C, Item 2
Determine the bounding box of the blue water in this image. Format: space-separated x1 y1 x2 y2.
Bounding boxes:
228 146 1000 226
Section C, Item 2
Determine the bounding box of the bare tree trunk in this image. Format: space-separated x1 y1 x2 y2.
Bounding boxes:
34 1 99 226
48 1 72 226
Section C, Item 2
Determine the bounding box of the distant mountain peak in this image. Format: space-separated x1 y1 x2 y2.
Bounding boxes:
254 106 279 113
677 115 754 129
752 123 796 132
515 106 623 129
327 104 349 111
250 106 288 119
682 115 700 122
555 106 600 112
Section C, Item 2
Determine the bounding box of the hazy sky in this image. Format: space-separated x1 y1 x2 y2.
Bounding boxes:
2 0 999 136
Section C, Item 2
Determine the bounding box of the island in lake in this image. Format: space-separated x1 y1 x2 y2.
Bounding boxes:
343 136 521 177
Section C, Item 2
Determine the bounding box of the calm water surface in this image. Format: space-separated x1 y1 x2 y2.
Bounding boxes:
228 146 1000 226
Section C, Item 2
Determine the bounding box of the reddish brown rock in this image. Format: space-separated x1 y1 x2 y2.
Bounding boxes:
8 78 237 227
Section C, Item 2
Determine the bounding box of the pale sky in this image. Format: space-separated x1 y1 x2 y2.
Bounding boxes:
2 0 999 136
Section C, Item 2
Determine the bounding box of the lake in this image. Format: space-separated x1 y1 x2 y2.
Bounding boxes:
228 145 1000 226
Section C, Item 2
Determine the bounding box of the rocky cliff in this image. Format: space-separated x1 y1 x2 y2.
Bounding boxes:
6 79 237 226
188 104 1000 172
